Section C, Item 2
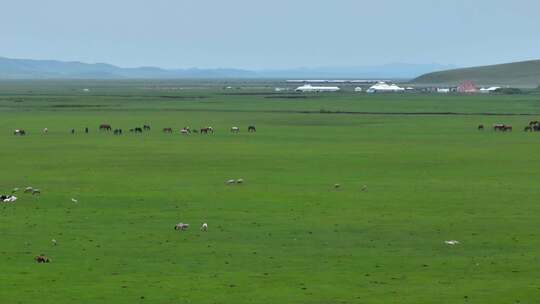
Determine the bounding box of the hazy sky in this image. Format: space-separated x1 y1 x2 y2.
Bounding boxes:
1 0 539 69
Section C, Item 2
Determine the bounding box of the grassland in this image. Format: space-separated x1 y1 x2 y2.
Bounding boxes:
1 80 540 303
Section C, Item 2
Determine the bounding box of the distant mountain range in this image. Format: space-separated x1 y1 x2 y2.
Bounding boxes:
0 57 455 79
413 60 540 88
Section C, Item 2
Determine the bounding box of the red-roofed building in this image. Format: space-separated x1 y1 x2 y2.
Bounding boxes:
457 81 479 93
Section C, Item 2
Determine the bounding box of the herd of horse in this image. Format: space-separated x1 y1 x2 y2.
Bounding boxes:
13 124 256 136
478 121 540 132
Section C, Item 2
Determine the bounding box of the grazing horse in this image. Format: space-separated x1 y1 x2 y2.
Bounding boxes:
477 124 484 131
35 255 51 263
143 124 151 131
174 223 189 231
248 125 256 132
231 127 240 133
504 125 513 132
180 128 190 135
493 124 506 131
134 127 143 133
99 124 112 131
200 126 214 134
525 126 533 132
113 128 123 135
163 128 173 133
14 129 26 136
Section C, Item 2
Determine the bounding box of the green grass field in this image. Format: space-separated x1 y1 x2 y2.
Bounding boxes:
1 80 540 303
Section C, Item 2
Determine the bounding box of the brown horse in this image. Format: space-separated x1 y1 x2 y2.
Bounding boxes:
99 124 112 131
35 255 51 263
200 127 213 134
493 124 506 131
163 128 173 133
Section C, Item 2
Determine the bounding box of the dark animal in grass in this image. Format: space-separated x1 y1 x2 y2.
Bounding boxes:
14 129 26 136
200 128 211 134
114 129 123 135
134 127 143 133
35 255 51 263
85 127 89 134
504 125 513 132
143 124 151 131
525 126 533 132
163 128 173 133
248 125 256 132
99 124 112 131
477 124 484 130
71 128 75 134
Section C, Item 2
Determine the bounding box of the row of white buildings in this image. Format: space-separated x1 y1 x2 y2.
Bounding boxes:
294 82 407 93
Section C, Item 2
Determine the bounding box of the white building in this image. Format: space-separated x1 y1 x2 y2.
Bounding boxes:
479 87 501 93
437 88 451 93
295 84 340 93
366 82 405 93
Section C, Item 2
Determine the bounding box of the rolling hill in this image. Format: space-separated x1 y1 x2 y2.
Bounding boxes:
0 56 453 79
413 60 540 88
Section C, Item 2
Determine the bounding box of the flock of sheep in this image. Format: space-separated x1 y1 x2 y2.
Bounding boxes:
1 186 40 203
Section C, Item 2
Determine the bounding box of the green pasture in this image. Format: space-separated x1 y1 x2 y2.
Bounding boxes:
1 80 540 303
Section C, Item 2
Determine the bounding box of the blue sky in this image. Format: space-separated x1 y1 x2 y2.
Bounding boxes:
1 0 539 69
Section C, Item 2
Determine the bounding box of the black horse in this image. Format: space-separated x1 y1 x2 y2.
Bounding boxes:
143 124 151 131
248 125 256 132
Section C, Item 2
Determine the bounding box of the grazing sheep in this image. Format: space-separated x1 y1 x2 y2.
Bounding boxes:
236 179 244 184
24 187 33 193
174 223 189 231
52 239 57 246
1 195 17 203
226 179 236 185
201 223 208 232
32 189 41 195
445 240 460 246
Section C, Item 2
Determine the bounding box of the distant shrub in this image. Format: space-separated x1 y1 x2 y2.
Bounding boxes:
495 88 523 95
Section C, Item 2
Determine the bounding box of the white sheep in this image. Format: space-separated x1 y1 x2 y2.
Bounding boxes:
201 223 208 231
445 240 460 246
226 179 236 185
236 179 244 184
